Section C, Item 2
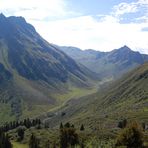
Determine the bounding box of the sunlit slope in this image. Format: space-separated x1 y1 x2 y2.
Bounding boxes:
44 63 148 129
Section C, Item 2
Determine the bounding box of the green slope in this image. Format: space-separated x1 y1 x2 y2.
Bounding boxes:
43 63 148 131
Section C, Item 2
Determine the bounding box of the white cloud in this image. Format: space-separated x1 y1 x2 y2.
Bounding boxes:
112 0 148 22
138 0 148 5
113 2 138 17
0 0 68 20
30 15 148 54
0 0 148 54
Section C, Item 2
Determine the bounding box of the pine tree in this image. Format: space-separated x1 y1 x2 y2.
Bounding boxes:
4 134 12 148
118 119 127 128
60 123 79 148
80 124 84 131
60 122 63 129
45 140 50 148
64 122 70 128
17 127 25 141
29 134 39 148
0 132 12 148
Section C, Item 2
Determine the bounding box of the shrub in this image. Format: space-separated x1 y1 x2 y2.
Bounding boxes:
116 121 144 148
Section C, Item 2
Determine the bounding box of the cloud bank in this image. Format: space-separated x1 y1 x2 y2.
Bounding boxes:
0 0 148 53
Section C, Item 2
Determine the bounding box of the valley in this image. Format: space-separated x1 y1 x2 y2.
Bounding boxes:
0 14 147 148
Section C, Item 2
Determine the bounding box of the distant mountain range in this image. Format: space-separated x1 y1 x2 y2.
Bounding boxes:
0 14 97 122
60 45 148 79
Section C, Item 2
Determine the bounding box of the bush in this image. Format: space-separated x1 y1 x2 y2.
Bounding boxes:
116 121 144 148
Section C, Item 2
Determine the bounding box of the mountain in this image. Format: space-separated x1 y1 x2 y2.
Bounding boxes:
60 45 148 79
0 14 98 122
42 63 148 130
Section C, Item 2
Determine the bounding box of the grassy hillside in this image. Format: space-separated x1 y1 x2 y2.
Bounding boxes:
4 63 148 148
42 63 148 132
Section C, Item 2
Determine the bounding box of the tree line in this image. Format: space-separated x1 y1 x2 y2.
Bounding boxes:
0 118 41 148
0 118 41 133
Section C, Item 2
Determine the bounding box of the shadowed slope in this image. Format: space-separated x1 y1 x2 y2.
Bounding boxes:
0 14 98 122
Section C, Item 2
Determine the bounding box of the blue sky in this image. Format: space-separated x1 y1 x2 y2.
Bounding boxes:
66 0 135 16
0 0 148 53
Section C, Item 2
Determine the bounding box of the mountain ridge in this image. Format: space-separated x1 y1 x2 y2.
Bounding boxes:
60 45 148 79
0 14 98 122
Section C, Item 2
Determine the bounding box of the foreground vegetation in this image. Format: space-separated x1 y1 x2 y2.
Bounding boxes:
0 118 147 148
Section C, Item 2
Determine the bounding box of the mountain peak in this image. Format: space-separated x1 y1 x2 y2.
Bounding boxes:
9 16 36 33
111 45 132 55
118 45 131 51
0 13 7 22
0 13 6 18
8 16 26 23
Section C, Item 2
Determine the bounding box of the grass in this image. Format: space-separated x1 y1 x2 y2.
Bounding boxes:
9 127 60 148
39 63 148 134
12 142 28 148
21 104 53 119
0 103 16 125
0 76 97 124
9 124 148 148
54 87 97 102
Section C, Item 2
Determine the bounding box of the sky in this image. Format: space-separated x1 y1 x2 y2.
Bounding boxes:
0 0 148 54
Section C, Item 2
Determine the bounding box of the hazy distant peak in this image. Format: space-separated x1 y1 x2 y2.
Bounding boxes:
0 13 8 22
113 45 132 52
120 45 131 50
0 13 6 18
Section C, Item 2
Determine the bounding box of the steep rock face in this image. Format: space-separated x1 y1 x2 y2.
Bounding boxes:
0 14 92 84
60 45 148 79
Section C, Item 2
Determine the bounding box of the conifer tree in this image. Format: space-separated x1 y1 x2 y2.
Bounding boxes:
60 123 79 148
17 127 25 141
29 134 39 148
64 122 70 128
0 132 12 148
60 122 63 129
80 124 84 131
